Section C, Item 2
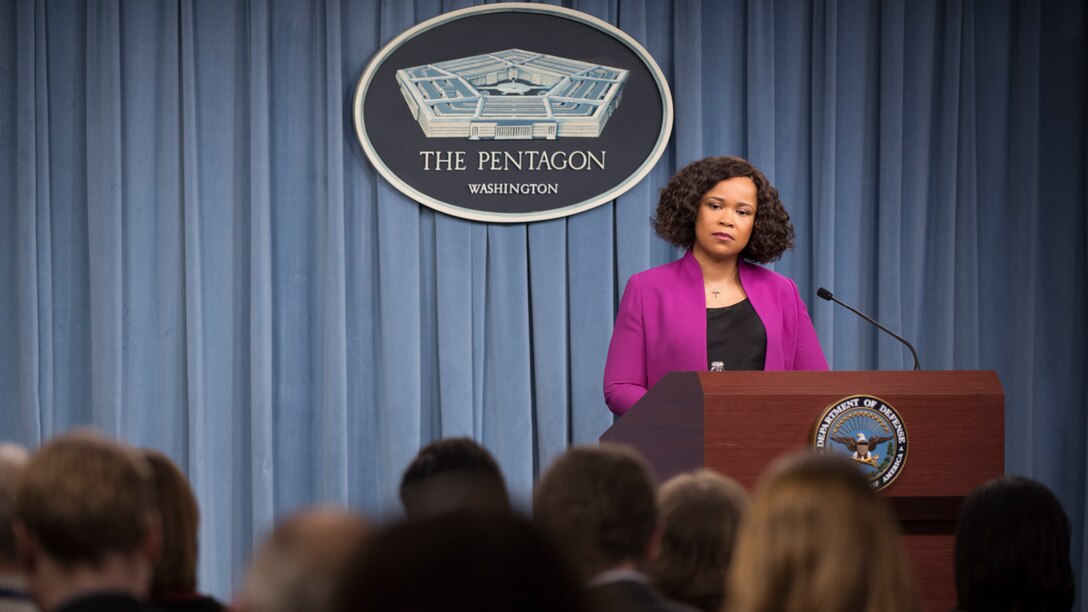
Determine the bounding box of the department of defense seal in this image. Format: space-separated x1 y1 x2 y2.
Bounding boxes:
811 395 909 491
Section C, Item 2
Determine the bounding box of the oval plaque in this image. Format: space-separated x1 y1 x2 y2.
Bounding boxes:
353 3 674 223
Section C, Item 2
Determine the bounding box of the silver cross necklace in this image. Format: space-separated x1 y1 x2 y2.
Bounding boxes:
704 269 737 301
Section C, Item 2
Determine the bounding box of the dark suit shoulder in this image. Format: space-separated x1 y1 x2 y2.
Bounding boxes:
588 580 701 612
153 595 226 612
55 593 164 612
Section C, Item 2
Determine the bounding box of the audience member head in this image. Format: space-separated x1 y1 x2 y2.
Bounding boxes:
955 475 1075 612
337 511 590 612
141 449 201 599
238 507 368 612
13 429 160 611
533 444 657 580
728 451 920 612
652 469 749 612
0 443 30 569
399 437 510 519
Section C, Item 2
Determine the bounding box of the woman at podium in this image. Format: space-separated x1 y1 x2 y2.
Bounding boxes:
603 156 827 416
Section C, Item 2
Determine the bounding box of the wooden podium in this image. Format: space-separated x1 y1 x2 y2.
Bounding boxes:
600 371 1004 612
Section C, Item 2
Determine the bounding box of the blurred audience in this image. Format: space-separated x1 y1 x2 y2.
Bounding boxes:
0 444 34 612
727 451 920 612
399 437 510 519
13 430 161 612
17 429 1068 612
336 511 589 612
955 475 1075 612
533 444 698 612
652 469 749 612
141 450 224 612
236 507 367 612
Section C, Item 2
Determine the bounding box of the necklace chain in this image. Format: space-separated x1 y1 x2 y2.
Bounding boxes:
704 269 738 300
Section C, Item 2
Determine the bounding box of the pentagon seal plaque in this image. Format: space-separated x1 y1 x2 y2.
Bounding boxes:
353 3 673 222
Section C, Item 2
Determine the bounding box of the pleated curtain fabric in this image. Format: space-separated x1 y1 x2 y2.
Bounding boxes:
1 0 1085 604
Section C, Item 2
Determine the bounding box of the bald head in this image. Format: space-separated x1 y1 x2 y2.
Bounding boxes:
240 507 369 612
0 444 30 469
0 443 30 563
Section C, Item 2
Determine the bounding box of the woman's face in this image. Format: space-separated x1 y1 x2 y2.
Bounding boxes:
692 177 757 263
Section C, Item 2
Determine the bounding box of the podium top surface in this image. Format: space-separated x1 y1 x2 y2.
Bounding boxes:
696 370 1002 395
601 370 1004 500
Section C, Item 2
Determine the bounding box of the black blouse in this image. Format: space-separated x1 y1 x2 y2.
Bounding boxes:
706 298 767 370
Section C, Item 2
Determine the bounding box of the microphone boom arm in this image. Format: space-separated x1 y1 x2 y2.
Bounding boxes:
816 288 921 371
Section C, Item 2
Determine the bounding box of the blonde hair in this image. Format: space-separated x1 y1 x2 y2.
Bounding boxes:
727 452 920 612
653 470 749 612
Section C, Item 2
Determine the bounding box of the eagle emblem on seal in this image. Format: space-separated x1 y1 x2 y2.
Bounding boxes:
832 431 892 467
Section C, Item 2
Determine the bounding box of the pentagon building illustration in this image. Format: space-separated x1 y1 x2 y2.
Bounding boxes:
395 49 629 139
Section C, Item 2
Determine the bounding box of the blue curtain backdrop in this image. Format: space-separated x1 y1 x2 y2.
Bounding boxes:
1 0 1085 603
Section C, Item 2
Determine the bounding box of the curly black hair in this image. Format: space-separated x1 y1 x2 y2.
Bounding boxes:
652 156 795 263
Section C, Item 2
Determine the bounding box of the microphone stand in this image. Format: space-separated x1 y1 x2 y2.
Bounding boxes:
816 287 921 371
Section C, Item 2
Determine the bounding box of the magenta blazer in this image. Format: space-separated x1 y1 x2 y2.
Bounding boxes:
603 251 828 415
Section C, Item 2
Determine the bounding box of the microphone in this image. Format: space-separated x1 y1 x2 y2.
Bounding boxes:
816 287 921 371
